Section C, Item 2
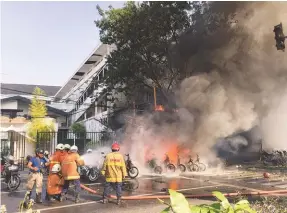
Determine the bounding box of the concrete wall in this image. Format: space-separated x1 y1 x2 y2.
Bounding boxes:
1 100 18 109
17 100 29 114
81 112 108 132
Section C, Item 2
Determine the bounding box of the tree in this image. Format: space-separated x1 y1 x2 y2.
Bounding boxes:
27 87 55 141
95 1 192 106
70 122 86 133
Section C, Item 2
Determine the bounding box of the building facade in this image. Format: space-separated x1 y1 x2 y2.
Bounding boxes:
54 44 116 133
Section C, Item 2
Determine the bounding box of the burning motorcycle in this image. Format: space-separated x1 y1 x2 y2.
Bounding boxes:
186 154 207 172
195 154 206 171
125 154 139 179
2 156 21 191
162 154 176 173
176 155 186 172
79 165 100 182
186 156 199 172
147 158 163 174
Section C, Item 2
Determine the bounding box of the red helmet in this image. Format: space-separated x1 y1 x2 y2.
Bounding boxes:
111 142 120 151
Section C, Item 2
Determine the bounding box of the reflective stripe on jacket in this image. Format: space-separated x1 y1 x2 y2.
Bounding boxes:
61 152 84 180
101 152 127 182
47 173 64 195
49 151 60 171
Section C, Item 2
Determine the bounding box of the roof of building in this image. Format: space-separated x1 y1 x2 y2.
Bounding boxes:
1 83 61 97
0 96 68 116
54 44 110 100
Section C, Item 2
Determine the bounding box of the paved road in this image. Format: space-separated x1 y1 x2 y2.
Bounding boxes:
2 168 287 213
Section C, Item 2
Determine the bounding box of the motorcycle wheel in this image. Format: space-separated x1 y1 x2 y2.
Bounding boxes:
154 166 162 174
88 168 100 182
8 175 21 191
197 163 207 171
187 163 199 172
128 166 139 179
166 164 176 172
178 164 186 173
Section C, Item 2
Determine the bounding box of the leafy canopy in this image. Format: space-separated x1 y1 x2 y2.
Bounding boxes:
95 1 192 102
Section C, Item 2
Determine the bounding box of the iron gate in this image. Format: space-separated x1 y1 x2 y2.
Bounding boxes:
36 131 115 155
0 131 26 170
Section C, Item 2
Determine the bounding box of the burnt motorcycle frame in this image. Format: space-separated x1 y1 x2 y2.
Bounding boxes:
125 154 139 179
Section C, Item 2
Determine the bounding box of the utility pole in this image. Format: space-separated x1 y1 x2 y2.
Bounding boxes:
153 86 157 110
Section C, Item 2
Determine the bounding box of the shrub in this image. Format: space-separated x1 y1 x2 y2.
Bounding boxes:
159 190 257 213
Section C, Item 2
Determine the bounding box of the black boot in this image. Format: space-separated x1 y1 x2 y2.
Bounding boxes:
36 193 42 203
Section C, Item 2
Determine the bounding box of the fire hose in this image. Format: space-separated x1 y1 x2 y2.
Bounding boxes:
80 184 287 200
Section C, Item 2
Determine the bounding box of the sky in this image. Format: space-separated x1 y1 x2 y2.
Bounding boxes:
1 1 125 87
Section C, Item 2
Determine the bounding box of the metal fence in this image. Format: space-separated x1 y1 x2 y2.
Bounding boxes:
36 131 115 154
0 131 26 170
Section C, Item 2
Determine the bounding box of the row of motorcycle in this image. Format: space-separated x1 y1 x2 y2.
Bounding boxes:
78 153 208 182
0 152 207 192
262 150 287 166
147 154 207 174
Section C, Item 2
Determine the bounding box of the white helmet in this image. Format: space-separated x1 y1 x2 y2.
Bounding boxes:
51 164 61 173
87 149 92 153
64 144 71 150
44 151 49 155
56 143 64 150
70 145 78 152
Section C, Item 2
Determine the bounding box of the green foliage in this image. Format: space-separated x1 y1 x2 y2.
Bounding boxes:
160 190 257 213
27 87 55 141
29 87 47 118
95 1 192 103
70 122 86 134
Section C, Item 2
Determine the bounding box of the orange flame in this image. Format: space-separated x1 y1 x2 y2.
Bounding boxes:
155 105 164 111
166 143 179 163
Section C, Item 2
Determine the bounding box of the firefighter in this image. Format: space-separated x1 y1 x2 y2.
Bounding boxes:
64 144 71 153
46 164 64 202
101 142 127 205
61 145 84 203
49 144 64 171
26 149 49 203
58 144 71 163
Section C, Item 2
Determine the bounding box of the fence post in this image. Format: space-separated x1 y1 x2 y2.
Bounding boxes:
36 131 39 148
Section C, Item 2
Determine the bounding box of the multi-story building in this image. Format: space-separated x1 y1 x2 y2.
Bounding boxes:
54 43 169 134
54 44 115 132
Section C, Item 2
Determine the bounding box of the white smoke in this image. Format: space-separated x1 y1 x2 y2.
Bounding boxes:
81 146 110 168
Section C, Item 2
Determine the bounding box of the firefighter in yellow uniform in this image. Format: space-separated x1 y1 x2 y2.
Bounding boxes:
61 145 84 203
101 142 127 205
